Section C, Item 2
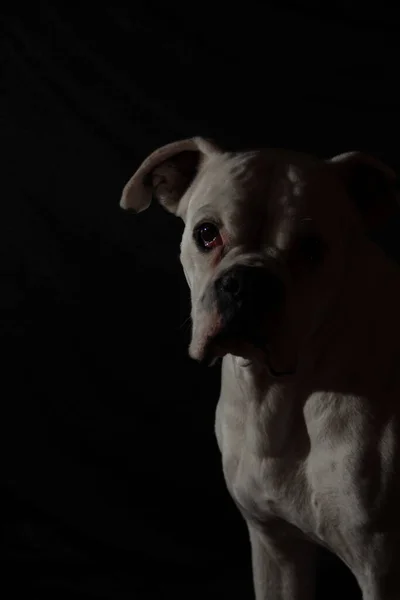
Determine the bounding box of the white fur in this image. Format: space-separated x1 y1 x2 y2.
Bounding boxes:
121 139 400 599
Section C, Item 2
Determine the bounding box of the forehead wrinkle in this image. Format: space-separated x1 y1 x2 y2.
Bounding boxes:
222 154 298 250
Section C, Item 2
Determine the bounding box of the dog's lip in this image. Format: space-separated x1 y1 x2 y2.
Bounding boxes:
202 332 297 378
202 331 266 363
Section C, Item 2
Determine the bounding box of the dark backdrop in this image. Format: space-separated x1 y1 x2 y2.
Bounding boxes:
2 4 400 598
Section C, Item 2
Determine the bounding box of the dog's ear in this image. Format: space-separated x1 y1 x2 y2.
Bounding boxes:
328 151 399 229
120 137 221 219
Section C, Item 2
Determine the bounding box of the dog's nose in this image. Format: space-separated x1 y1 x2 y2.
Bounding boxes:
217 270 243 297
214 266 284 333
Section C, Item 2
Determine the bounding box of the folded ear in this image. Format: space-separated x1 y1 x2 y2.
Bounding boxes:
328 151 398 229
120 137 221 219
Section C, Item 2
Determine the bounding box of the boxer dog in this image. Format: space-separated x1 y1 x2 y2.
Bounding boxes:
120 138 400 599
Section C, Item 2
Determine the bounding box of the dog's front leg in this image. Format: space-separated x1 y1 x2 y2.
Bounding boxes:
248 523 316 600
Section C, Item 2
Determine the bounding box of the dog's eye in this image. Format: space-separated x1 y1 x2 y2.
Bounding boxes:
297 234 326 265
194 222 222 252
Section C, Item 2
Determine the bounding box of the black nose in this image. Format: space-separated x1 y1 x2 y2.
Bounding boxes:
214 266 283 333
217 270 243 297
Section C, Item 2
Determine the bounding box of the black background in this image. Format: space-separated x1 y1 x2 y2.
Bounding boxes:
2 4 400 598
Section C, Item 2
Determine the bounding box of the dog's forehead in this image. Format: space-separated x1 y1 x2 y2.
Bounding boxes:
186 149 318 225
187 151 255 217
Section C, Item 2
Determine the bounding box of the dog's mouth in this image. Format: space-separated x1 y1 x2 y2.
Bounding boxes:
204 331 264 361
202 331 297 378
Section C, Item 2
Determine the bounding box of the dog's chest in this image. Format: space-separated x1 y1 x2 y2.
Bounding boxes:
215 359 312 532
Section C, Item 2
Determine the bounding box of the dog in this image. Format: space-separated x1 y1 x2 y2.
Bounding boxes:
120 137 400 599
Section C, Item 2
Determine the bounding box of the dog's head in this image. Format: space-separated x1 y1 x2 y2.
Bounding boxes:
121 138 398 373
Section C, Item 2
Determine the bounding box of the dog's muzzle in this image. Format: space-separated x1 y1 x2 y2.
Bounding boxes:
214 265 284 344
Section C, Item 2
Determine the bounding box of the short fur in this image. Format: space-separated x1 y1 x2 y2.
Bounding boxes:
121 138 400 599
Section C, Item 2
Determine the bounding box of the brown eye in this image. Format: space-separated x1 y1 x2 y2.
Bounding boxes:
194 222 222 252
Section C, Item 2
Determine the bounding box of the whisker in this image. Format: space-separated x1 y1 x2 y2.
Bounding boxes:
179 315 192 331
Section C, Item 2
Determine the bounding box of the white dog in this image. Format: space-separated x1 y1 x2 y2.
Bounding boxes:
120 138 400 600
